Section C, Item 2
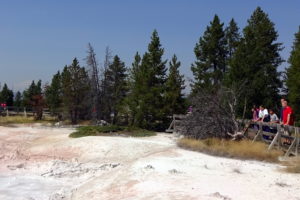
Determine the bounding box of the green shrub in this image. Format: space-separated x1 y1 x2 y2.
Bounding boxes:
69 125 156 138
69 125 124 138
124 126 156 137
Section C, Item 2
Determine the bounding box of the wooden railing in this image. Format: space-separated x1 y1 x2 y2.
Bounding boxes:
245 121 300 157
0 106 51 117
165 114 187 133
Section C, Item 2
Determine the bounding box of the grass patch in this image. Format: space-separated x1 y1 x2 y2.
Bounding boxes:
177 137 283 163
60 120 94 126
69 125 156 138
283 158 300 173
0 116 55 125
69 125 124 138
123 126 156 137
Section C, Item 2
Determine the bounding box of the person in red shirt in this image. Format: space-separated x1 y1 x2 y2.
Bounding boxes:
281 100 294 126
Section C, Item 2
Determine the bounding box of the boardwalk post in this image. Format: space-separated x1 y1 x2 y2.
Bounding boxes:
278 125 282 149
166 114 187 134
285 126 298 157
173 115 176 132
268 124 281 151
252 122 262 143
24 107 27 117
245 121 300 156
295 127 299 156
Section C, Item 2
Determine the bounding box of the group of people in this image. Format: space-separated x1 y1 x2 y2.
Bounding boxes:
252 98 294 126
251 98 295 135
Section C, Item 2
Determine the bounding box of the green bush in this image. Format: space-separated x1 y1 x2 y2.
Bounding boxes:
125 126 156 137
69 125 156 138
69 125 124 138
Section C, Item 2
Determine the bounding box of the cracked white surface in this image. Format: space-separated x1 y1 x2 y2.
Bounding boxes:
0 125 299 200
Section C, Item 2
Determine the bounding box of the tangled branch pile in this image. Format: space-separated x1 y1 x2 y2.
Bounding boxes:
181 87 241 139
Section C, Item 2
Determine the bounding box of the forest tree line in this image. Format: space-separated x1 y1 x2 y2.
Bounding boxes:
1 7 300 129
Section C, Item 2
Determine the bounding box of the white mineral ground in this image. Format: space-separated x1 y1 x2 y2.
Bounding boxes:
0 124 299 200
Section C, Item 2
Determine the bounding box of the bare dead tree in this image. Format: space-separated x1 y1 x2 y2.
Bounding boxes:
181 85 243 140
85 43 100 122
99 46 113 122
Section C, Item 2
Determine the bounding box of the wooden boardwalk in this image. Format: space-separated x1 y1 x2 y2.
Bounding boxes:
165 114 187 133
166 114 300 157
247 121 300 157
0 106 51 117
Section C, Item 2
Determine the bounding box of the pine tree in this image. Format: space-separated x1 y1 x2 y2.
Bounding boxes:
14 91 22 108
106 55 128 124
191 15 227 91
0 84 14 106
23 82 33 107
286 27 300 121
23 80 44 119
100 47 113 122
134 52 152 128
132 30 168 130
225 18 241 61
23 80 42 106
23 81 34 107
61 58 90 124
127 52 143 126
45 71 62 115
228 7 283 116
165 55 186 115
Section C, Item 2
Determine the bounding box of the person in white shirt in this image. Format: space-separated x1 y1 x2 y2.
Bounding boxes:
258 105 269 122
259 105 271 137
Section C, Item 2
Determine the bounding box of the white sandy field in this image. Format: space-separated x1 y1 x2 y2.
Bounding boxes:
0 124 299 200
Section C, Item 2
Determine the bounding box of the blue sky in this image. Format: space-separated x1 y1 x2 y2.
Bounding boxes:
0 0 299 92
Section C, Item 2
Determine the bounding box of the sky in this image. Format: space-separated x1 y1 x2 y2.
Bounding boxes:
0 0 299 92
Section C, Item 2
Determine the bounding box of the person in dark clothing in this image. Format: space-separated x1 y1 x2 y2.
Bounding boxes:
280 98 286 123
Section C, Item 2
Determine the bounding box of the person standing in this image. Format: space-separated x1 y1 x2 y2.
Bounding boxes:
280 98 286 123
252 105 259 121
281 100 294 144
258 105 270 134
251 105 259 130
281 100 294 126
269 109 279 133
259 105 270 122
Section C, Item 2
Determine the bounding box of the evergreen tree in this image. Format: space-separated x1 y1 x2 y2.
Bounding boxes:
22 80 44 119
61 58 90 124
23 80 42 107
0 84 14 106
165 55 186 115
127 52 143 126
286 27 300 121
23 82 34 107
131 30 168 130
106 55 128 124
99 47 113 122
45 71 62 115
191 15 227 91
225 18 241 61
228 7 283 116
14 91 22 108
